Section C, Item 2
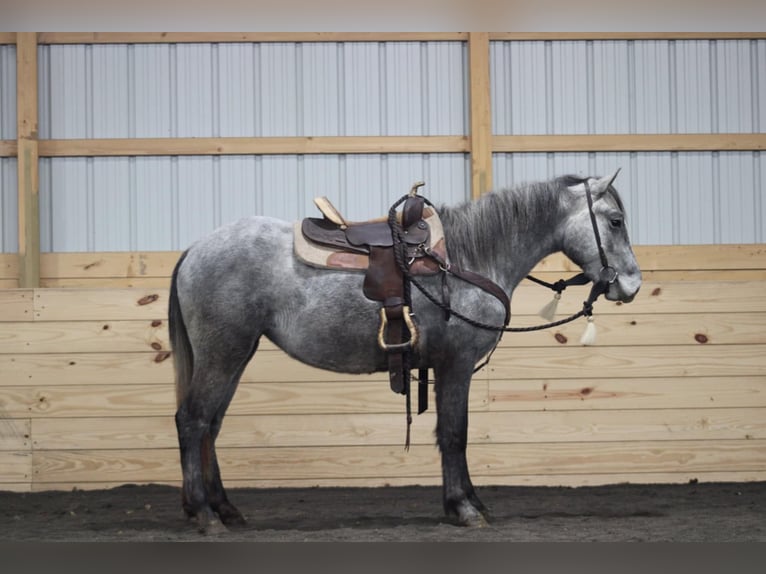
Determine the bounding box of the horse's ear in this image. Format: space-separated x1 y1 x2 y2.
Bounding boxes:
567 168 621 197
579 168 621 199
591 168 621 196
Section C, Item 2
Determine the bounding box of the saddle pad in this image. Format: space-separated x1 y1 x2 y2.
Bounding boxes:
294 207 448 273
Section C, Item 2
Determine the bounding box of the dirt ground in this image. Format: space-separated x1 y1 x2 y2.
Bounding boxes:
0 481 764 542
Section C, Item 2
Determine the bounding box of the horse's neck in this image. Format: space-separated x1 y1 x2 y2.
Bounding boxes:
440 188 563 293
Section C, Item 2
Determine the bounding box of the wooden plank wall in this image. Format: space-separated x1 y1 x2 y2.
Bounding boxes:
0 245 764 492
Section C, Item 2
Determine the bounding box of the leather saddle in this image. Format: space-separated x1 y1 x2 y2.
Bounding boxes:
299 185 446 399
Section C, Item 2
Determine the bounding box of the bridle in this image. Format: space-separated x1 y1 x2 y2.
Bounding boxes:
390 178 620 336
521 178 619 331
387 178 621 441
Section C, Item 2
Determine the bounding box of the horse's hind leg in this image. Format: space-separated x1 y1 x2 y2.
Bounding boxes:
434 358 489 527
201 372 252 526
176 343 256 533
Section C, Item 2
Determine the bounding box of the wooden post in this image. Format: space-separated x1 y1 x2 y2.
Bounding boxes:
468 32 493 199
16 33 40 288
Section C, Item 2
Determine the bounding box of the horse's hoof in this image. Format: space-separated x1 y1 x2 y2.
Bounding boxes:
199 518 229 535
217 503 248 527
461 513 490 528
220 512 247 527
455 501 490 527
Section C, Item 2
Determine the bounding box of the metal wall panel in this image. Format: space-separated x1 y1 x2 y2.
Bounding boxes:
0 46 16 253
24 39 766 251
39 154 468 252
493 151 764 245
37 42 467 139
33 41 469 252
0 45 15 140
490 39 764 245
1 158 17 252
491 39 765 135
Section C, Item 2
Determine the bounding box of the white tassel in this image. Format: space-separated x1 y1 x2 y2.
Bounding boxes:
538 292 561 321
580 316 597 346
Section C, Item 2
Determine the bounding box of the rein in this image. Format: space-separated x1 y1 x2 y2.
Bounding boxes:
386 181 618 442
388 180 619 336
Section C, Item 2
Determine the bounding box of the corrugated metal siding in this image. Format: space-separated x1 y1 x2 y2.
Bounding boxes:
37 42 467 139
1 158 17 252
0 46 16 253
17 39 766 251
34 41 469 252
493 151 764 245
39 154 468 252
0 45 15 140
491 39 765 135
491 39 765 245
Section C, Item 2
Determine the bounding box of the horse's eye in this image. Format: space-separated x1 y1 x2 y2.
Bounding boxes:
609 218 623 229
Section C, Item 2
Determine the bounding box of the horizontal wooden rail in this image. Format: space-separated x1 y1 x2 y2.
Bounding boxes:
4 32 765 45
489 32 766 41
36 32 469 44
5 134 764 159
2 245 763 284
35 136 470 158
0 140 16 157
493 134 766 152
1 276 764 490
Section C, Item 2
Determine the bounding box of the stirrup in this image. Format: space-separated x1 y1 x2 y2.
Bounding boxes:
377 306 419 352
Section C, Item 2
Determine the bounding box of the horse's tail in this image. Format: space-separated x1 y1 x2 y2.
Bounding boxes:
169 250 193 408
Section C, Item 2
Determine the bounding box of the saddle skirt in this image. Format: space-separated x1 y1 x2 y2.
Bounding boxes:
294 204 448 276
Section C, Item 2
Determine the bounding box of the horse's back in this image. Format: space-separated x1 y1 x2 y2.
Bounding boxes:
180 215 293 278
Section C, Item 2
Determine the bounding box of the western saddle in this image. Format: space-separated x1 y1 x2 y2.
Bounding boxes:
299 182 444 415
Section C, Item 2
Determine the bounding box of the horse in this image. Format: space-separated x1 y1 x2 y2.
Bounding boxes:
169 171 642 533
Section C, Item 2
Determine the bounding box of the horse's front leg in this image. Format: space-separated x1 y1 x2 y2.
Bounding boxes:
433 358 489 527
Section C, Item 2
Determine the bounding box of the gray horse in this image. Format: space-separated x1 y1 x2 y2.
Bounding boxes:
170 172 642 533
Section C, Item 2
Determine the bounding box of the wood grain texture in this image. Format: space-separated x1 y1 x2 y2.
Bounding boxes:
40 252 180 279
33 288 168 321
16 33 40 289
469 32 492 198
488 32 766 40
0 253 19 279
497 312 766 347
0 320 169 353
28 469 766 491
0 451 31 483
0 139 16 157
488 376 766 411
29 408 766 451
30 32 766 45
493 134 766 152
5 343 761 389
37 32 469 44
510 281 766 315
0 289 34 321
11 280 765 322
36 269 766 288
30 440 766 484
1 311 761 354
38 136 469 157
0 418 31 450
0 381 485 417
0 245 759 286
0 246 764 490
487 345 766 380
